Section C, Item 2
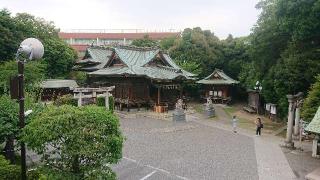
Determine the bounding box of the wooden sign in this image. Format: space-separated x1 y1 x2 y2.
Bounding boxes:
10 76 19 100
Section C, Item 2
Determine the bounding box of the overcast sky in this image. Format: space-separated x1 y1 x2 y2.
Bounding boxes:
0 0 260 39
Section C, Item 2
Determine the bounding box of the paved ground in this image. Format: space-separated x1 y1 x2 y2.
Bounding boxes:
113 117 258 180
282 141 320 180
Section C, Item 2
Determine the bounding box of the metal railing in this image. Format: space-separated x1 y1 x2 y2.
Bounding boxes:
61 29 181 33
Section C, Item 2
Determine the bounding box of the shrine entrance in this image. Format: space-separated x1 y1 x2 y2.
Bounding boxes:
73 86 115 110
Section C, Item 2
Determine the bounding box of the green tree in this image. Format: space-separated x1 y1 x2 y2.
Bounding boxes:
0 9 77 79
302 75 320 122
131 35 158 47
43 38 76 78
239 0 320 118
23 105 123 179
0 61 46 94
168 27 223 78
0 9 24 61
0 155 20 180
0 95 19 163
0 94 43 163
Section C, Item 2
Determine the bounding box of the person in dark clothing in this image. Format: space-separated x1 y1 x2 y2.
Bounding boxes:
255 118 263 136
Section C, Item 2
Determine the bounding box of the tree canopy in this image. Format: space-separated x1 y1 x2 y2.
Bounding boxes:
240 0 320 117
302 75 320 122
0 9 77 79
23 105 124 179
131 35 158 47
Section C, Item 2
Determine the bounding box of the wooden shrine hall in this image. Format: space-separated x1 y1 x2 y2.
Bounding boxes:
197 69 239 104
75 45 195 112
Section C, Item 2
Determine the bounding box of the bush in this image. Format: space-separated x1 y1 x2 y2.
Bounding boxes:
0 155 20 180
96 96 105 107
53 94 77 106
23 105 123 179
302 75 320 122
96 96 115 113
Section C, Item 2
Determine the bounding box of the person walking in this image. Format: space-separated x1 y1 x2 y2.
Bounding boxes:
255 118 263 136
232 115 238 133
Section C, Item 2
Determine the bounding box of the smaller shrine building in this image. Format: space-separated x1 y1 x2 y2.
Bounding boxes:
197 69 239 103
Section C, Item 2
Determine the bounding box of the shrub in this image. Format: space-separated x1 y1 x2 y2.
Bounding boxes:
23 105 123 179
96 96 105 107
53 94 77 106
302 75 320 122
0 155 20 180
96 96 115 113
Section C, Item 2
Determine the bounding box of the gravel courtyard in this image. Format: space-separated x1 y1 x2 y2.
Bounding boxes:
113 117 258 180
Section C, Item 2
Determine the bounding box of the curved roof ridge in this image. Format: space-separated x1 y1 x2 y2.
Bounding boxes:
117 45 159 51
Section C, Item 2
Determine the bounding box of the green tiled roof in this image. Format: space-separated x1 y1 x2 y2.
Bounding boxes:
41 79 78 89
75 46 113 71
197 69 239 85
305 106 320 134
88 46 195 81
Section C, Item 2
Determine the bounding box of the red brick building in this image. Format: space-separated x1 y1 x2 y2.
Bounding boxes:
59 29 180 57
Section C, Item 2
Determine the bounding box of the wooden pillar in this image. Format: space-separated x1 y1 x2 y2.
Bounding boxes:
127 86 131 112
157 86 161 105
179 85 183 98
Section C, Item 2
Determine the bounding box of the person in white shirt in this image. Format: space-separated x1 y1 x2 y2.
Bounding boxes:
232 115 238 133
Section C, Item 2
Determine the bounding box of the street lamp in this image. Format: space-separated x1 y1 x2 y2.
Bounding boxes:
15 38 44 180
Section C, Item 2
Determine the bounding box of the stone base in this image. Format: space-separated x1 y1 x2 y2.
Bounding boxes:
282 141 295 149
293 134 300 141
205 108 215 118
173 109 186 121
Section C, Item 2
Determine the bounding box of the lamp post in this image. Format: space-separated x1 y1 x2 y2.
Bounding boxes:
15 38 44 180
254 81 262 114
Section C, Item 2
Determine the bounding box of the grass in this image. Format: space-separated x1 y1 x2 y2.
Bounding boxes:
191 103 205 114
222 105 285 134
224 106 237 115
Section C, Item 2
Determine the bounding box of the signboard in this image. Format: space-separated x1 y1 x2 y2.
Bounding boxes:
10 76 19 99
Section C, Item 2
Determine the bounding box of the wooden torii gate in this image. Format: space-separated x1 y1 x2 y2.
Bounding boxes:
73 86 115 110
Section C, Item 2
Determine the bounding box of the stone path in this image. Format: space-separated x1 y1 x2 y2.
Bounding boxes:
188 106 297 180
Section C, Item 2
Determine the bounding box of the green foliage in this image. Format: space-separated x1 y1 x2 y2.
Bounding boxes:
239 0 320 119
53 94 77 106
0 61 46 94
159 37 176 50
23 105 123 179
168 27 222 78
0 155 20 180
97 96 105 107
0 9 77 79
28 166 80 180
0 9 22 61
43 38 77 78
97 96 115 114
68 71 87 86
0 95 19 144
302 75 320 122
0 94 43 162
131 35 158 47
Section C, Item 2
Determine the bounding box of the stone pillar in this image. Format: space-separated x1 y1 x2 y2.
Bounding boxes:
93 91 97 104
293 106 300 139
312 135 319 158
284 95 295 148
105 92 109 110
77 92 82 107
